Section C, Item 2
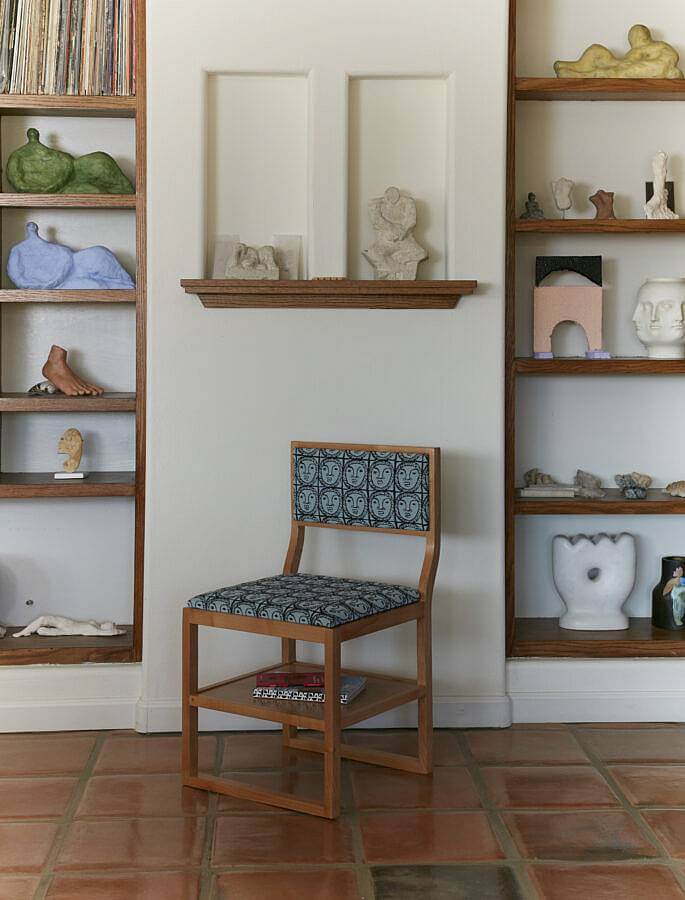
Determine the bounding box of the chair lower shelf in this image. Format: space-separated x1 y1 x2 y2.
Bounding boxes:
0 625 134 665
511 617 685 658
191 661 423 730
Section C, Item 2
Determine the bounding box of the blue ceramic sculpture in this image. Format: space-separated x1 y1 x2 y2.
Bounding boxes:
8 223 135 290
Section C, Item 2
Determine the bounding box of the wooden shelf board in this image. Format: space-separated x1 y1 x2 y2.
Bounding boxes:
0 194 136 209
512 618 685 658
181 279 478 309
516 78 685 102
515 219 685 234
514 358 685 375
0 471 136 498
515 488 685 516
0 392 136 412
0 625 134 666
0 95 137 117
192 662 421 731
0 289 136 303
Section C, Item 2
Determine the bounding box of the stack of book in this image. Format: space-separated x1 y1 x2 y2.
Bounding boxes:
0 0 135 96
253 671 367 705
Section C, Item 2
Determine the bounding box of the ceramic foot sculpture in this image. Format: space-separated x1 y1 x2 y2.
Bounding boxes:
645 152 679 220
633 278 685 358
7 129 134 194
39 345 103 396
12 615 124 637
553 533 636 631
8 223 134 290
363 187 427 280
554 25 684 80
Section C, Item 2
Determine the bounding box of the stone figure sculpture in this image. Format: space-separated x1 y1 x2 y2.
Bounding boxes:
363 186 427 280
8 223 134 290
551 178 574 219
31 345 103 396
645 152 679 220
590 190 616 220
224 242 279 279
574 470 606 499
520 192 545 219
6 128 134 194
58 428 83 474
554 25 684 80
665 481 685 498
615 472 653 499
12 615 125 637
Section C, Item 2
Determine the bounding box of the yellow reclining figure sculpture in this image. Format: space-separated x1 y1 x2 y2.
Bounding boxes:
554 25 684 80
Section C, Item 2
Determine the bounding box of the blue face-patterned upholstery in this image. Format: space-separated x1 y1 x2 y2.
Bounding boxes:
187 573 420 628
293 447 430 531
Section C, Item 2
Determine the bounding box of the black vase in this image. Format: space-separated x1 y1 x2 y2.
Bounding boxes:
652 556 685 631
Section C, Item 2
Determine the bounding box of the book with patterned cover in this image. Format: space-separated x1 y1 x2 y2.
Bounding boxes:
253 676 367 705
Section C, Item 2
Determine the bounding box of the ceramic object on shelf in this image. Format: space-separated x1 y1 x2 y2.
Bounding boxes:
553 532 636 631
6 128 134 194
520 192 545 219
590 190 616 220
224 242 279 279
633 278 685 359
58 427 83 474
653 556 685 630
665 481 685 498
574 469 606 499
645 151 679 220
551 178 574 219
363 186 427 280
554 25 684 79
12 615 124 638
7 222 135 289
615 472 653 500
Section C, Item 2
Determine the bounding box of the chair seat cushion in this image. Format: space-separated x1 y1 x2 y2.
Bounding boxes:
187 573 420 628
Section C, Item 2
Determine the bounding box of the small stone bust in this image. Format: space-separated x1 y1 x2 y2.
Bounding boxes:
520 192 545 220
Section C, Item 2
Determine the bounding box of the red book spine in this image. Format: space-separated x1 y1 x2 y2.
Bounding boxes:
255 672 326 689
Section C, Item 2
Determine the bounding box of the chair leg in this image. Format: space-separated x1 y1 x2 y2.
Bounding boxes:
323 632 341 819
281 637 297 748
182 611 199 780
417 610 433 774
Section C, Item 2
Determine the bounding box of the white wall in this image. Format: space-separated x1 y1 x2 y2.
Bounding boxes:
137 0 509 731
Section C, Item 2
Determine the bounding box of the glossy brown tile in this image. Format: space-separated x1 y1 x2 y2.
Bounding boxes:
55 817 205 870
467 730 588 765
372 865 524 900
0 777 76 820
0 822 59 873
529 863 685 900
214 869 360 899
76 773 208 818
0 877 40 900
351 765 481 810
482 766 619 809
581 729 685 763
360 811 504 864
223 732 321 770
46 871 202 899
504 811 659 861
94 734 216 774
644 810 685 858
344 729 464 765
217 770 328 812
611 766 685 807
0 734 95 776
212 814 354 865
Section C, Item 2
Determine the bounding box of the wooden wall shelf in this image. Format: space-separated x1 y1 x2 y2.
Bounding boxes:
515 489 685 516
0 95 137 117
512 618 685 658
0 471 136 498
181 279 478 309
516 78 685 102
0 392 136 412
514 358 685 375
0 290 136 303
0 625 134 666
0 194 137 209
516 219 685 234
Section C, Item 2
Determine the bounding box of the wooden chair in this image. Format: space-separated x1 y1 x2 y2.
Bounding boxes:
182 441 440 819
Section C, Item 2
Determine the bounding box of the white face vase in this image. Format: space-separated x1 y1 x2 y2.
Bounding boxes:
633 278 685 359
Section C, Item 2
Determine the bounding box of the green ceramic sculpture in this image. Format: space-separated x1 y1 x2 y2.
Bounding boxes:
6 129 135 194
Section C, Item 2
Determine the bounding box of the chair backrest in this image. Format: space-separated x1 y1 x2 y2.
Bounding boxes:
291 442 439 536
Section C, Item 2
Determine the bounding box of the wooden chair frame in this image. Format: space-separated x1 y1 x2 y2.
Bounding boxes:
182 441 441 818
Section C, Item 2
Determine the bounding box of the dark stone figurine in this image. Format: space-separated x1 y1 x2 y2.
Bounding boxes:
520 192 545 219
653 556 685 630
6 129 134 194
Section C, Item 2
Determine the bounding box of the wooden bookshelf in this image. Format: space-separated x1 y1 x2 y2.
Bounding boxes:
181 279 478 309
505 2 685 659
0 0 147 666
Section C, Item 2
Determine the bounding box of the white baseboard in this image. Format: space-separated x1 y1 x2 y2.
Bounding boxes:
0 698 138 732
135 694 512 733
510 690 685 724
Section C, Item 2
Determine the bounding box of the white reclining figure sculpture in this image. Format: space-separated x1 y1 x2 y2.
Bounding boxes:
12 615 124 637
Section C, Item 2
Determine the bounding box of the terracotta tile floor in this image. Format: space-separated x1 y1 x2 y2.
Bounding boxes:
2 725 685 898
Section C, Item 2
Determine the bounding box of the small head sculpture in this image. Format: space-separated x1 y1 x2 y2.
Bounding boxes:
384 186 401 206
633 284 685 358
58 427 83 474
628 24 651 49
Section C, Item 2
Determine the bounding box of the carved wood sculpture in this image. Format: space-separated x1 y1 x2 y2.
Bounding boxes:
58 427 83 473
